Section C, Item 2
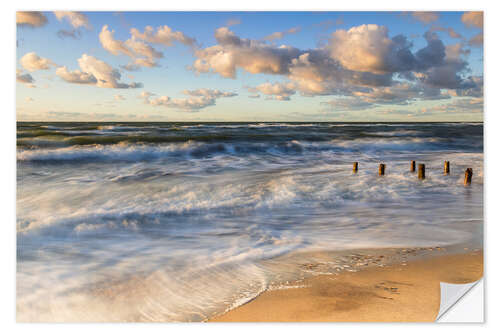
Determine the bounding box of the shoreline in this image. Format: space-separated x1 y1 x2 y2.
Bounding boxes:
210 247 483 322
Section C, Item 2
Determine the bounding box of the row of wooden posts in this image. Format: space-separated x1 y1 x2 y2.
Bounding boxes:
352 161 473 186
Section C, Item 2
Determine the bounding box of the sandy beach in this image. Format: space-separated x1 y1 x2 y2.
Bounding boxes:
210 249 483 322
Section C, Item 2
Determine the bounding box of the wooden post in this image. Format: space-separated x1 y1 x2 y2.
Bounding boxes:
410 160 416 172
418 164 425 180
353 162 358 173
464 168 473 186
379 163 385 176
444 161 450 174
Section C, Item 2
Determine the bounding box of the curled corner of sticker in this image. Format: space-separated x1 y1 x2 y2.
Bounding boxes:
436 278 483 322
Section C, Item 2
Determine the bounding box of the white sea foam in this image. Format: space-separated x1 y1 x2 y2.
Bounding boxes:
16 123 483 321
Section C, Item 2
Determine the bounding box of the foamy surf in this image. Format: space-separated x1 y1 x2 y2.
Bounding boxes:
17 122 483 321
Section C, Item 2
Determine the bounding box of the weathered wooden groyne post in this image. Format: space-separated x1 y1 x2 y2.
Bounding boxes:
444 161 450 175
418 164 425 180
353 162 358 173
464 168 473 186
379 164 385 176
410 160 416 172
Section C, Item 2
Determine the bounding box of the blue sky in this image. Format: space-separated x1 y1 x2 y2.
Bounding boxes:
16 11 483 121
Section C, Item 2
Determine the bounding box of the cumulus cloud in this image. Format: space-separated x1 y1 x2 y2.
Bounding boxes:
99 25 164 68
146 89 237 111
99 25 136 58
125 37 163 60
247 82 296 101
16 11 47 27
286 50 391 96
414 31 446 69
182 88 238 98
54 11 91 29
56 66 97 85
264 27 301 41
150 95 216 110
330 25 396 74
20 52 55 72
56 54 142 89
114 94 125 101
412 12 439 24
130 25 196 47
192 27 301 78
415 39 475 90
329 24 428 74
191 24 481 107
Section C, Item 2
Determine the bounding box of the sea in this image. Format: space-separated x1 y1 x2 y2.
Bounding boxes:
16 122 483 321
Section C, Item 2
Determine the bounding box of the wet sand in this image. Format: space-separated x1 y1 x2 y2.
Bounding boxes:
210 249 483 322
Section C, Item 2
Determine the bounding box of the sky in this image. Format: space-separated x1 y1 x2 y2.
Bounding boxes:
16 11 484 122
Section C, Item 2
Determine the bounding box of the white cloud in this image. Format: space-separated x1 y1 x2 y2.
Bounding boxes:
192 27 300 78
182 88 237 98
329 24 406 74
20 52 55 72
125 37 163 60
54 11 91 29
16 12 47 27
191 26 397 96
99 25 163 69
130 25 196 47
55 66 97 85
149 95 216 110
99 25 136 58
114 94 125 101
189 24 480 108
147 89 237 111
56 54 142 89
194 24 480 108
247 82 296 101
131 57 160 68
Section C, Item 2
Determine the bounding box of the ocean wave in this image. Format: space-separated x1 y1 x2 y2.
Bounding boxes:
17 136 468 164
16 122 484 322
